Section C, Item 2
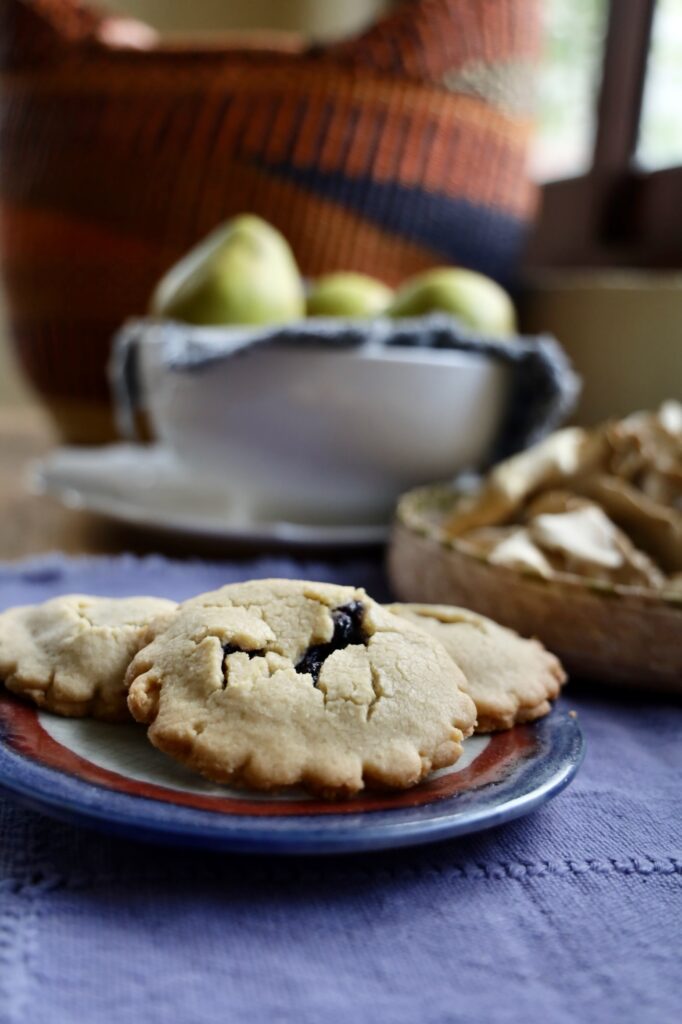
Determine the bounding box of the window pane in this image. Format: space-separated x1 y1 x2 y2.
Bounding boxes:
637 0 682 169
530 0 608 182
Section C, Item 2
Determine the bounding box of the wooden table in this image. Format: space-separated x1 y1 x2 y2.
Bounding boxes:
0 405 140 560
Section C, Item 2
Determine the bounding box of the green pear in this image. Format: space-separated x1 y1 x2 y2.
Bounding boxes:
306 272 394 318
388 267 517 336
150 214 305 325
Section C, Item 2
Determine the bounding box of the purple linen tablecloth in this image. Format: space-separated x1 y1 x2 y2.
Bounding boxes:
0 554 680 1024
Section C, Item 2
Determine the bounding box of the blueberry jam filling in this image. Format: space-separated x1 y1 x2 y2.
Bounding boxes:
296 601 366 685
221 643 265 686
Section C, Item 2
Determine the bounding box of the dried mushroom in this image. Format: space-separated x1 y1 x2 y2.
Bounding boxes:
445 403 682 593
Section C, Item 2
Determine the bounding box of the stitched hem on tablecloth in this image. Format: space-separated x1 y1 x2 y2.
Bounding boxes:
0 896 40 1023
1 856 680 895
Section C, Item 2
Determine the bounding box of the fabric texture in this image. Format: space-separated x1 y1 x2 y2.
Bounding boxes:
0 554 680 1024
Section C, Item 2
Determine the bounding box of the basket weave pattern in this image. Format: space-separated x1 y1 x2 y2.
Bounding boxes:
0 0 539 438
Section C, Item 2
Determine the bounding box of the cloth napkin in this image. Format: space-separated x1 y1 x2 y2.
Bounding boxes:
0 554 680 1024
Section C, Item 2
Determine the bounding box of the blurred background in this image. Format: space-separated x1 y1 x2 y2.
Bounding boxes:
0 0 680 558
2 0 681 416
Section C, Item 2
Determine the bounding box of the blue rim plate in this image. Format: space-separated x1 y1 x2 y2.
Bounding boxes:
0 693 584 855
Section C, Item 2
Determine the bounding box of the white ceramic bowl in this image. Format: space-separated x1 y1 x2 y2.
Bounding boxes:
119 324 510 525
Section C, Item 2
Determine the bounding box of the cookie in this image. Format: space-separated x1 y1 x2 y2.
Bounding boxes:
126 579 477 798
0 594 177 720
387 603 566 732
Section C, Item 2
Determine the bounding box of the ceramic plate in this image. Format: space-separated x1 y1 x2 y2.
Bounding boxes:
0 694 584 855
32 445 388 547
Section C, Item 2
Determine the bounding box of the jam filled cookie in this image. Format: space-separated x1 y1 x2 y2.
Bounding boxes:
126 579 476 798
387 603 566 732
0 594 177 720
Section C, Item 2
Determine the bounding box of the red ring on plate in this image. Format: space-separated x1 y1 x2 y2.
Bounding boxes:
0 693 536 816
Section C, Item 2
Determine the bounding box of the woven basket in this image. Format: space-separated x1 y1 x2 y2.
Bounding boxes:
0 0 540 441
389 485 682 692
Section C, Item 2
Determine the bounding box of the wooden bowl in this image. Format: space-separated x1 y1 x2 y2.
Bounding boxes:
388 485 682 692
0 0 539 442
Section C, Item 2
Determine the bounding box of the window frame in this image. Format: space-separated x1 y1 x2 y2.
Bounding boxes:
526 0 682 269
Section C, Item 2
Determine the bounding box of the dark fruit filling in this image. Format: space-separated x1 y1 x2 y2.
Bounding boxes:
296 601 366 685
220 601 366 687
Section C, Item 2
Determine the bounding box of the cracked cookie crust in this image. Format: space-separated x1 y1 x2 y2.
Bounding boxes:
126 579 477 798
387 603 566 732
0 594 178 720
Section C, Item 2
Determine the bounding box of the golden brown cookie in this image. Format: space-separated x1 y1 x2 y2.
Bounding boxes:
0 594 177 720
126 579 476 798
387 603 566 732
